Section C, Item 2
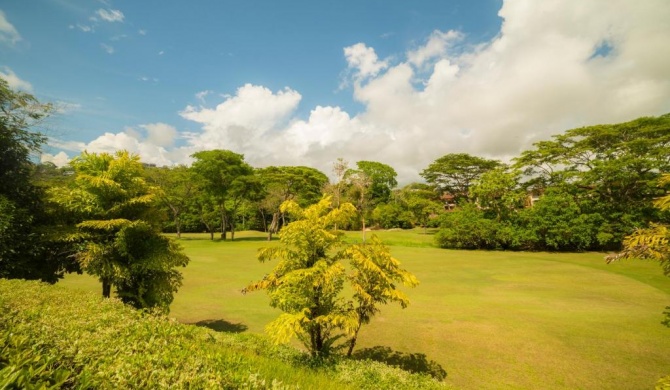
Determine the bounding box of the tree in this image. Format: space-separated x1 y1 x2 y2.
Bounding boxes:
469 166 526 221
49 151 189 311
145 165 194 239
0 77 75 282
420 153 500 202
514 114 670 248
191 150 254 240
398 183 443 233
355 161 398 205
244 197 418 357
344 169 372 241
257 166 329 240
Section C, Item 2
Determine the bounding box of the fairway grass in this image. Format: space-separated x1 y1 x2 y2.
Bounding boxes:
60 230 670 389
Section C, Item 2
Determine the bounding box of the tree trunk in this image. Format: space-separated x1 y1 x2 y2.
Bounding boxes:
267 212 279 241
102 278 112 298
346 321 364 357
362 217 366 243
230 217 236 241
175 214 181 239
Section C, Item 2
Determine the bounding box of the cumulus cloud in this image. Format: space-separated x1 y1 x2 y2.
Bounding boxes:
96 9 124 23
407 30 462 68
41 152 70 167
0 67 32 91
0 10 21 45
140 123 178 147
48 0 670 183
343 43 388 79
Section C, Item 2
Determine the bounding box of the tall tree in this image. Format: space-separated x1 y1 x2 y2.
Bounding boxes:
0 77 74 282
49 151 189 311
244 197 418 357
421 153 500 202
514 113 670 248
145 165 194 239
469 166 526 221
398 183 443 233
191 150 254 240
355 160 398 205
257 166 328 240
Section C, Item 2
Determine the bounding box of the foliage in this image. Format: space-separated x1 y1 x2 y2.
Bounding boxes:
518 187 604 251
420 153 500 201
515 113 670 248
245 197 419 357
469 166 525 221
354 160 398 205
0 77 76 283
191 150 256 240
145 165 194 238
0 279 446 389
49 151 189 310
257 165 329 239
434 204 501 250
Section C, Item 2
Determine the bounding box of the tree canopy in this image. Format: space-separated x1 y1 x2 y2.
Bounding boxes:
420 153 500 201
49 151 189 310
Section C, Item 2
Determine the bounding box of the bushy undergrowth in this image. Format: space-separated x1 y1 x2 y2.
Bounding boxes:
0 279 447 389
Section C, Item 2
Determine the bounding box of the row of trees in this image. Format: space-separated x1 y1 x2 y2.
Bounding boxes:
140 155 444 242
423 115 670 251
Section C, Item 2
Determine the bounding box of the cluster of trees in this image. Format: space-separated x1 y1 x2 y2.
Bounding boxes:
0 79 188 311
143 156 444 241
425 115 670 251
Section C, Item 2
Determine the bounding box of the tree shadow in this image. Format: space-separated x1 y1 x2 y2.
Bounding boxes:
228 236 277 242
352 346 447 380
193 319 248 333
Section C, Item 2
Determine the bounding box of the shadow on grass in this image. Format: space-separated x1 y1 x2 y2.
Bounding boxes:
352 346 447 380
194 319 248 333
227 236 277 242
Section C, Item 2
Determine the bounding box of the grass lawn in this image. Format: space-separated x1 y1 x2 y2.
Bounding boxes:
60 229 670 389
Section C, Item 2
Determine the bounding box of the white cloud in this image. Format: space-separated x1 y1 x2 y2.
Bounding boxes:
0 10 21 46
100 43 114 54
96 9 124 23
138 29 146 35
407 30 462 68
0 67 32 91
140 123 178 147
179 84 301 160
158 50 164 55
195 90 212 103
41 152 70 167
343 43 388 79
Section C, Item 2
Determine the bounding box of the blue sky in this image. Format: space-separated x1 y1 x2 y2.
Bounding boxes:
2 0 669 182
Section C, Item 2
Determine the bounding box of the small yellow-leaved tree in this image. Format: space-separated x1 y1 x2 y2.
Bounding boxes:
244 196 418 357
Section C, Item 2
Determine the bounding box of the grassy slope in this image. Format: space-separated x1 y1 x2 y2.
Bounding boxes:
61 229 670 389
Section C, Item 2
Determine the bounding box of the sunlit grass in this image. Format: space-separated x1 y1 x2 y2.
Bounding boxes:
60 229 670 389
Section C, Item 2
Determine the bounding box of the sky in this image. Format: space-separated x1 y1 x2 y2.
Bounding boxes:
2 0 670 183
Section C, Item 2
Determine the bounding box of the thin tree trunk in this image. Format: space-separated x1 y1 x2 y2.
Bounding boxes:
362 217 366 243
102 278 112 298
346 320 364 357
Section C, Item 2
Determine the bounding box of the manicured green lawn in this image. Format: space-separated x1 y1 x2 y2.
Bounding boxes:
60 229 670 389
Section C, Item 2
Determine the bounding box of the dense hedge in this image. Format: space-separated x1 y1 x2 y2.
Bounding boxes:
0 279 448 389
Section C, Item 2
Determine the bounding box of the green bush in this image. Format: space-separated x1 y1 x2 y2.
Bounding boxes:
0 279 448 389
